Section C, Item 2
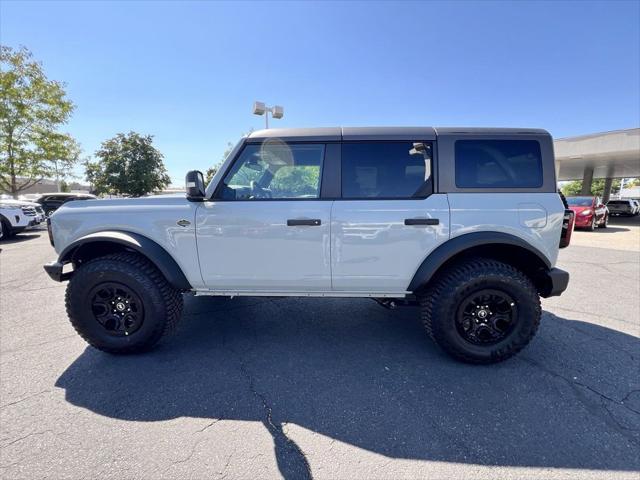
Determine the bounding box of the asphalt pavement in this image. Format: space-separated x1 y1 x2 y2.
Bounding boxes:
0 220 639 480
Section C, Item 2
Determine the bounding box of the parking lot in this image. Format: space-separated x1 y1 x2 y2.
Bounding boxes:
0 219 639 480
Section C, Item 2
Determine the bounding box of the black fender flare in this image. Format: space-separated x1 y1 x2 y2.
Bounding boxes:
59 231 192 290
407 231 552 292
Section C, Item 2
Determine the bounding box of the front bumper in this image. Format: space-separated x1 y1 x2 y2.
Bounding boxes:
43 261 71 282
541 267 570 297
574 214 593 227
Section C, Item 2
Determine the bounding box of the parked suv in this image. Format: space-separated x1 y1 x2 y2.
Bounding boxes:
35 192 96 217
44 127 570 364
606 199 637 216
0 201 32 240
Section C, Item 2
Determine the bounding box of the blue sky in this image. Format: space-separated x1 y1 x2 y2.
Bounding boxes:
2 0 639 185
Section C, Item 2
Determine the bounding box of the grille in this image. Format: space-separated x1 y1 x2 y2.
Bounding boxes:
21 206 36 216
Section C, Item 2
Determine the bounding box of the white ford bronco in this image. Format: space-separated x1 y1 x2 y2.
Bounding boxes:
44 127 572 363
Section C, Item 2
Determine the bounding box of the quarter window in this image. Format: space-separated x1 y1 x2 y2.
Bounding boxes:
220 143 324 200
455 140 543 188
341 142 432 199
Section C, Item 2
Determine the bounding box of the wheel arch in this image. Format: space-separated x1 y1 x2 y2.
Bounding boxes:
408 232 553 296
59 231 192 290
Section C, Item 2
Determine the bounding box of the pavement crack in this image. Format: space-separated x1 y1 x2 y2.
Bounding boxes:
221 328 312 480
0 389 51 409
195 418 222 433
163 439 204 472
0 430 53 449
521 357 640 444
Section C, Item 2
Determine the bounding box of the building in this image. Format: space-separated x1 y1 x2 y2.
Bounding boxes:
554 128 640 202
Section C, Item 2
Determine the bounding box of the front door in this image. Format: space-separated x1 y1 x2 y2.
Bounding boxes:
196 142 332 292
331 141 450 292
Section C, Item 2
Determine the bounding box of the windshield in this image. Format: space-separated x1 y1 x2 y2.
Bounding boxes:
566 197 593 206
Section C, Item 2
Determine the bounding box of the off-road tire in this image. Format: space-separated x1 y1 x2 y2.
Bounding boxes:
65 252 183 354
419 258 541 364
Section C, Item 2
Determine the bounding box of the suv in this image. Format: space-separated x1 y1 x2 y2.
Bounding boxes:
35 192 96 217
606 199 637 216
0 201 32 239
44 127 570 364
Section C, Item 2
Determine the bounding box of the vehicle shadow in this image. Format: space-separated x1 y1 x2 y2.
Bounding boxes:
0 233 41 244
588 226 630 233
56 296 640 477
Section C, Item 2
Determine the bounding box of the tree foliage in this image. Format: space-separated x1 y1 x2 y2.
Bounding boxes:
561 178 625 197
0 46 80 194
205 141 234 184
85 132 170 197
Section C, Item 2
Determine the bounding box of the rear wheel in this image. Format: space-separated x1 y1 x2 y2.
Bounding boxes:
419 258 541 364
598 214 608 228
65 252 183 354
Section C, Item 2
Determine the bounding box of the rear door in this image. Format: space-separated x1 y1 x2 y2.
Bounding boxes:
331 138 450 293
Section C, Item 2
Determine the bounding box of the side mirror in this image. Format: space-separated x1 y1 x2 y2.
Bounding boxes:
185 170 206 202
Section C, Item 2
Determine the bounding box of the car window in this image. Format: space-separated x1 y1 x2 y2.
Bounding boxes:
341 142 432 199
220 143 324 200
455 140 543 188
566 197 593 206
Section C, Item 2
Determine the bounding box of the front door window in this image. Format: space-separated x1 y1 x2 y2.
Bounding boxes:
219 142 324 200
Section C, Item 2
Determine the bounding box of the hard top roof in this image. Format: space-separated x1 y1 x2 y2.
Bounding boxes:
247 127 549 142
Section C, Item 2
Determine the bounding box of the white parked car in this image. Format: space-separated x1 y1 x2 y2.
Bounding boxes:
44 127 570 364
5 199 46 225
0 201 32 240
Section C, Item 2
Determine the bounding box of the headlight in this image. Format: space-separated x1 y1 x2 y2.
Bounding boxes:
580 209 592 216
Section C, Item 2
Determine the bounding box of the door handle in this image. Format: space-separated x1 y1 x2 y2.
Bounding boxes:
404 218 439 226
287 219 322 226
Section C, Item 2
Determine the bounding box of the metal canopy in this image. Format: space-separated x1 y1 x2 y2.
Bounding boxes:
555 128 640 180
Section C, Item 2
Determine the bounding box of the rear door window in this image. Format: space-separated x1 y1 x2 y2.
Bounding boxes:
455 140 543 188
341 142 432 199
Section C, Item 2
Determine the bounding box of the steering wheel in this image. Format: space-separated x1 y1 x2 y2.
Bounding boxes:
250 180 272 199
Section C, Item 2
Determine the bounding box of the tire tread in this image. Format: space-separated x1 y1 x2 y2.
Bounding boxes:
65 251 183 354
419 257 541 364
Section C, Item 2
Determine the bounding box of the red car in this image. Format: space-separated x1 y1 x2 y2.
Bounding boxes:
566 196 609 230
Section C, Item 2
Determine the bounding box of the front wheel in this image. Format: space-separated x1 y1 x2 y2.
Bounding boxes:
65 252 183 354
0 218 14 240
419 258 541 364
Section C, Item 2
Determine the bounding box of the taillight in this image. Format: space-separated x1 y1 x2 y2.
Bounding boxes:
560 209 574 248
47 217 54 247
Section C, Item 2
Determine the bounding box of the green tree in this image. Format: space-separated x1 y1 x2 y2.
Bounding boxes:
0 46 80 194
59 179 70 192
561 178 622 197
205 141 234 184
86 132 170 197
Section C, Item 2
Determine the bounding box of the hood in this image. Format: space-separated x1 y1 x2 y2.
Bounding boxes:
56 194 189 212
569 205 593 213
0 199 41 207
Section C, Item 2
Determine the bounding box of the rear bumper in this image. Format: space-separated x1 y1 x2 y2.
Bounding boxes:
43 261 71 282
540 267 570 297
